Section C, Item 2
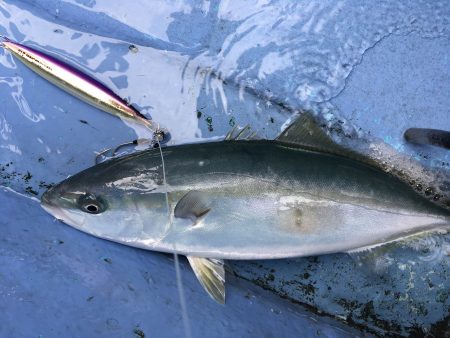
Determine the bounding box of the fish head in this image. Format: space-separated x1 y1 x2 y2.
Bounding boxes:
41 183 110 230
41 159 171 245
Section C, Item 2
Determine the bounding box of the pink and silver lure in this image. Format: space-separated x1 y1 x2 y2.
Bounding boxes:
0 36 168 141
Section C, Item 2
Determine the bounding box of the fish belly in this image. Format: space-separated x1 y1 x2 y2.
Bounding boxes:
161 187 448 260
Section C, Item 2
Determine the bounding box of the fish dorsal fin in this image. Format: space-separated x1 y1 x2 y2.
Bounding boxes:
276 113 375 165
174 190 211 222
187 256 225 304
277 113 348 154
225 124 260 141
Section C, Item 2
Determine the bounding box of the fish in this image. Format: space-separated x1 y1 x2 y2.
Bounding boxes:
404 128 450 150
40 113 450 304
0 36 168 141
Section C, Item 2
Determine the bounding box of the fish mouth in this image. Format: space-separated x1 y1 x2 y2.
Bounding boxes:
41 191 66 221
41 190 85 227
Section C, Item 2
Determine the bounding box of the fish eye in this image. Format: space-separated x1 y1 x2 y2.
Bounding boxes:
78 194 107 214
84 203 99 213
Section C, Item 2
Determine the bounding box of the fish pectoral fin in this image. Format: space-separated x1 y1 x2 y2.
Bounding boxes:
174 190 211 222
187 256 225 304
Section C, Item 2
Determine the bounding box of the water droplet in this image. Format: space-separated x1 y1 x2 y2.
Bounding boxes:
229 117 236 127
206 116 213 132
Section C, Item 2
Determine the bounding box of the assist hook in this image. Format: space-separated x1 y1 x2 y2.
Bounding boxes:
94 127 171 164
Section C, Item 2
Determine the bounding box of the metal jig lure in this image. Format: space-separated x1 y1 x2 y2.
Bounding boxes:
0 35 169 143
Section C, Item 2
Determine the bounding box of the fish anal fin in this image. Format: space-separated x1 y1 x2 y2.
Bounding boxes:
187 256 225 304
174 190 211 222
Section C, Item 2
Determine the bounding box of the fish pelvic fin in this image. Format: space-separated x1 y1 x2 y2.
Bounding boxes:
187 256 225 304
174 190 211 222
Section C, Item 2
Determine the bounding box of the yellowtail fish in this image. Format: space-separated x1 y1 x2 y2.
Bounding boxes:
0 36 168 141
41 114 450 304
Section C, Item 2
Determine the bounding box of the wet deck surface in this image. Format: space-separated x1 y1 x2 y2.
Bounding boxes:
0 1 449 336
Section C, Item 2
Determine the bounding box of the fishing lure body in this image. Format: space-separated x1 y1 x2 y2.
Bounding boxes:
1 36 166 139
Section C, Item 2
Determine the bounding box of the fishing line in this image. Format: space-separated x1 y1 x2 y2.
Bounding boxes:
173 252 192 338
156 138 192 338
